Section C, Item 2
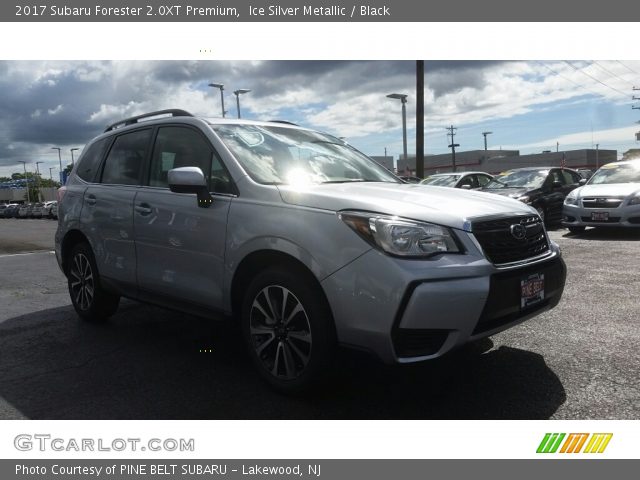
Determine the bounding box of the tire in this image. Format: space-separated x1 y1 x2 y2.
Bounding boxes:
67 242 120 322
241 266 336 393
568 226 585 234
535 205 546 224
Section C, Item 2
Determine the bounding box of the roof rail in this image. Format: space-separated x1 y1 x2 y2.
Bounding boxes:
267 120 299 126
104 109 194 132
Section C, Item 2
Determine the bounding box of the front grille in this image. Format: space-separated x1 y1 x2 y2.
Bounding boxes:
581 216 621 223
582 197 624 209
472 215 550 265
472 257 566 335
392 329 449 358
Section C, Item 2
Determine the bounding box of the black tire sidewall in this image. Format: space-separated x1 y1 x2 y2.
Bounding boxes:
241 266 335 392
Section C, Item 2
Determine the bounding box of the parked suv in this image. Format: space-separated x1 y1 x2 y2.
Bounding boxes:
55 110 566 391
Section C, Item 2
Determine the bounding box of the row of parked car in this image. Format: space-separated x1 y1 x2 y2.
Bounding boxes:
0 201 58 219
406 162 639 231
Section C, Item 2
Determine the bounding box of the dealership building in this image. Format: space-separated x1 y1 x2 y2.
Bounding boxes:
396 148 617 176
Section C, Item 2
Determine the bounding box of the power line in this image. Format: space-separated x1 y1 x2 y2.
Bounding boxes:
592 61 634 88
615 60 640 78
538 61 602 97
564 61 629 99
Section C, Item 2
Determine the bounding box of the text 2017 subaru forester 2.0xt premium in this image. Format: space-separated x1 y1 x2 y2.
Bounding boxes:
55 110 566 392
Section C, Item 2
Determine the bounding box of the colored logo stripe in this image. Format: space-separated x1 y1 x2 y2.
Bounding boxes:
583 433 613 453
537 433 613 453
537 433 566 453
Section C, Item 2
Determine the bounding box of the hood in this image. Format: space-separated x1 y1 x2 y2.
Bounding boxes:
277 182 535 231
480 187 530 199
574 183 640 198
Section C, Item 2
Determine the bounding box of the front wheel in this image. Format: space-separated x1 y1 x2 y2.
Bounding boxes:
241 267 336 393
67 243 120 322
535 205 546 224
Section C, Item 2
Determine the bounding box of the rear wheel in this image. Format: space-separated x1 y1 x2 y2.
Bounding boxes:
67 243 120 322
241 266 336 393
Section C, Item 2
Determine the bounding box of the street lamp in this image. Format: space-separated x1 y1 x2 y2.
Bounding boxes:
18 160 30 203
233 89 251 119
208 82 226 118
49 167 56 181
70 148 79 167
35 161 44 201
51 147 62 182
386 93 408 161
482 131 493 151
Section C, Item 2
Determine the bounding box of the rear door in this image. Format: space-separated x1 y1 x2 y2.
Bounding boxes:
80 128 152 289
133 125 234 310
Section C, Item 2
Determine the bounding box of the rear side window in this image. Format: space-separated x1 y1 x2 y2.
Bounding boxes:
100 129 151 185
76 138 110 182
477 174 491 187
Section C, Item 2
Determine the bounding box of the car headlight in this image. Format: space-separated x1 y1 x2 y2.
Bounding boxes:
516 195 530 204
339 212 460 257
564 194 578 205
628 194 640 206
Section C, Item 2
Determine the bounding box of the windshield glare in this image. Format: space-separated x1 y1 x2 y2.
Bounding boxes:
211 124 399 185
420 175 460 187
588 163 640 185
486 170 548 189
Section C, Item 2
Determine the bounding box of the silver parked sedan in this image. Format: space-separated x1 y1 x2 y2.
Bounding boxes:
563 158 640 232
55 109 566 392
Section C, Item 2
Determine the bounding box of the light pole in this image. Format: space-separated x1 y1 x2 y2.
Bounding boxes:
49 167 55 181
209 83 226 117
482 131 493 151
233 89 251 119
35 161 44 201
70 148 79 167
386 93 408 161
52 147 62 182
18 161 30 203
595 143 599 169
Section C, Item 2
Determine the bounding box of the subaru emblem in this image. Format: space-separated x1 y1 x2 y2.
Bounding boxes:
510 223 527 240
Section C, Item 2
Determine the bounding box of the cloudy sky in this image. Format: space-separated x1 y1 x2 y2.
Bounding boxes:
1 60 639 177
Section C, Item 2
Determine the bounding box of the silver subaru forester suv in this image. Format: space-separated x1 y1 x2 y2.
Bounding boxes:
55 109 566 391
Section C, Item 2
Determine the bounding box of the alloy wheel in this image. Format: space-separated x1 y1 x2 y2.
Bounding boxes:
69 252 95 311
249 285 312 380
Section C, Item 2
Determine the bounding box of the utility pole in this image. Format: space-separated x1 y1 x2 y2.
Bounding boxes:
556 141 559 152
447 125 459 173
595 143 599 169
482 131 493 151
416 60 424 178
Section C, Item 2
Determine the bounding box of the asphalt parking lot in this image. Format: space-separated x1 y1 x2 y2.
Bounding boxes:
0 219 638 419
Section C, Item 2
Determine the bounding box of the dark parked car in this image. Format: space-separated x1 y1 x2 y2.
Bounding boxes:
420 171 493 190
479 167 582 225
3 204 20 218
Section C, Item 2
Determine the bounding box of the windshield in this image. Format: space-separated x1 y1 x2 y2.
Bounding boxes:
420 174 460 187
588 163 640 185
211 124 400 185
485 170 548 189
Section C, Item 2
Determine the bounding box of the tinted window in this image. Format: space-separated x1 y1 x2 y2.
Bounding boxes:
477 174 492 187
548 169 565 185
562 170 580 184
149 126 233 194
76 138 110 182
458 176 475 188
101 129 151 185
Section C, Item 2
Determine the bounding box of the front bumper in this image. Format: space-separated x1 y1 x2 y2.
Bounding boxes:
321 235 566 364
563 202 640 228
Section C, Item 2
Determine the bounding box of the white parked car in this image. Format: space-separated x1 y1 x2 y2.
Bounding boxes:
563 159 640 232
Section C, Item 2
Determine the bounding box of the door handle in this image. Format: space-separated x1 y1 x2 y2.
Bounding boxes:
85 195 97 205
135 204 152 215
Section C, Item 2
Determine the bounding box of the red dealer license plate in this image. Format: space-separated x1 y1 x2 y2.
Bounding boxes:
521 273 545 309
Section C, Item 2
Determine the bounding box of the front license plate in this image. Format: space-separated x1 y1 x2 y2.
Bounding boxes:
521 273 545 309
591 211 609 221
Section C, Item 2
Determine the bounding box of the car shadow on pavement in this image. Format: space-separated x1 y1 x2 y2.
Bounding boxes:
562 227 640 241
0 302 566 420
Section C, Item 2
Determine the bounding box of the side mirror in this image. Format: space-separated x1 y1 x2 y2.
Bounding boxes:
579 178 587 186
168 167 213 208
551 180 563 189
460 184 472 190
